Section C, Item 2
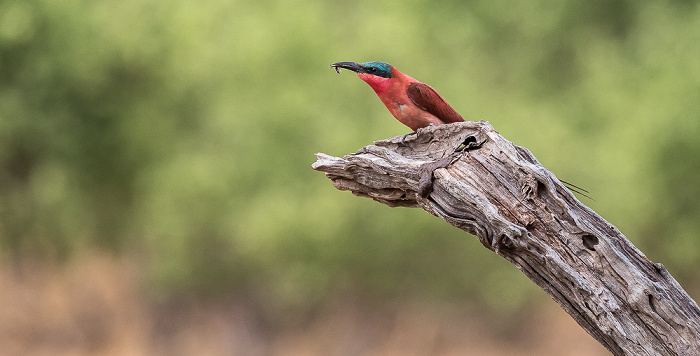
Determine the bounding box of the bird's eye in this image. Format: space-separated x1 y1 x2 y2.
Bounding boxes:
369 67 377 72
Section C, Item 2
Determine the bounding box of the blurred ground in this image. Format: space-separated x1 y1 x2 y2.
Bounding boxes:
0 252 608 356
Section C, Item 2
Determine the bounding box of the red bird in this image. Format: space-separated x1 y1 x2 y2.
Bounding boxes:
331 61 463 131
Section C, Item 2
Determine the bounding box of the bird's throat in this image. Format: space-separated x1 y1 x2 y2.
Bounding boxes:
357 73 391 95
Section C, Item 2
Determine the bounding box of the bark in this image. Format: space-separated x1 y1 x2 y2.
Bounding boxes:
311 121 700 355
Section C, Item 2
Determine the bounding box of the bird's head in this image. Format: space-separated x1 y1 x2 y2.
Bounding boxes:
331 61 394 93
331 61 392 78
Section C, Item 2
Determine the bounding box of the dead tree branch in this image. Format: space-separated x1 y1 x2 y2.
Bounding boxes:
312 121 700 355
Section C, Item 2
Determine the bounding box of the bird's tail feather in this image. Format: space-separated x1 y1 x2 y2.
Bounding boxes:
560 179 594 200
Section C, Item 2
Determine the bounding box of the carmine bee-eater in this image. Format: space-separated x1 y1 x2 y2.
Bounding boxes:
330 61 464 131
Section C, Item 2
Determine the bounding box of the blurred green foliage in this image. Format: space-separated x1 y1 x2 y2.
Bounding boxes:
1 0 699 318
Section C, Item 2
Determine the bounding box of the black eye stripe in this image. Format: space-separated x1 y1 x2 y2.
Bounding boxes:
361 64 391 78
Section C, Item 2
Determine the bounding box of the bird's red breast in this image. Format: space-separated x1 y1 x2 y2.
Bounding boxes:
330 61 463 131
356 66 463 131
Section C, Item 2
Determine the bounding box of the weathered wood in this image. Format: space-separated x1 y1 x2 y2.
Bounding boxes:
312 121 700 356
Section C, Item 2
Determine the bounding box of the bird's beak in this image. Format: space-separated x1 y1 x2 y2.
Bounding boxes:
330 61 362 74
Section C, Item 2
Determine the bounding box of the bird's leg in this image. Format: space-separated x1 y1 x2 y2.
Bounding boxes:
400 130 418 145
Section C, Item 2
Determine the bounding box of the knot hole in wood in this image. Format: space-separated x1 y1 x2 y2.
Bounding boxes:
582 234 599 251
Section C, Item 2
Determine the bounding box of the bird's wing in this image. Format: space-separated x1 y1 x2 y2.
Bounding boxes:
407 82 464 123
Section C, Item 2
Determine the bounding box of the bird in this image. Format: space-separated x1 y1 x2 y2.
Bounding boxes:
330 61 464 131
330 61 593 199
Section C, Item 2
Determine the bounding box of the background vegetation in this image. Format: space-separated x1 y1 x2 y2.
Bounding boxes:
1 0 699 333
